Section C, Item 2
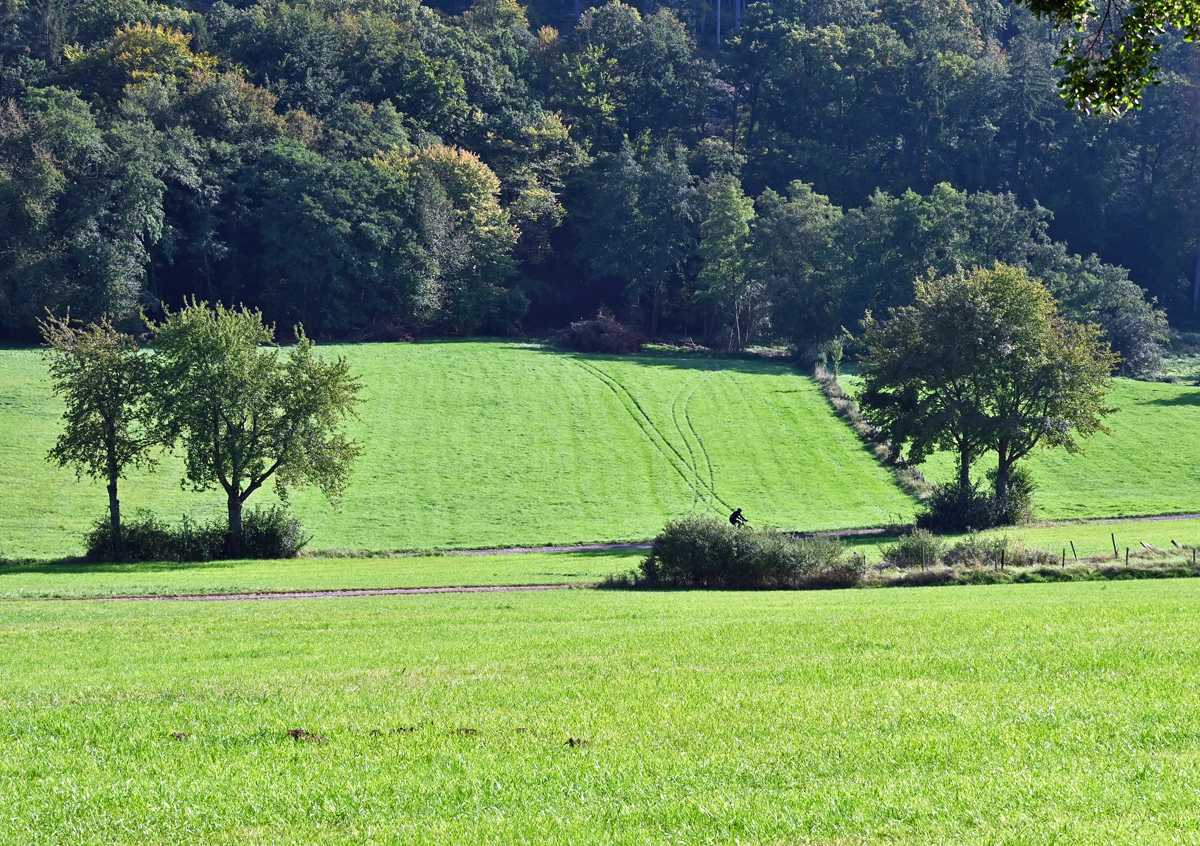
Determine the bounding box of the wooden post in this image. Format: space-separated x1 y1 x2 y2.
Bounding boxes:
1112 533 1118 559
1062 549 1066 568
1193 548 1196 566
1000 549 1005 570
1071 541 1078 561
1126 547 1129 566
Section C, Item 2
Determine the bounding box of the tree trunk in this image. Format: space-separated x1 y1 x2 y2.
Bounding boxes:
227 495 243 558
957 444 972 494
108 478 121 557
995 443 1011 502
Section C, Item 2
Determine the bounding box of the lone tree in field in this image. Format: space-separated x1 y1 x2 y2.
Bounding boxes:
858 263 1119 504
150 301 362 557
40 313 158 555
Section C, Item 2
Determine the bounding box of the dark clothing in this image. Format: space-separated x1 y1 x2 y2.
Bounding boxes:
729 509 746 527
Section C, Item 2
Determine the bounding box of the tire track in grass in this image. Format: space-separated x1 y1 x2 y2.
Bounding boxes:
668 373 702 511
672 369 722 513
570 358 731 512
669 370 717 513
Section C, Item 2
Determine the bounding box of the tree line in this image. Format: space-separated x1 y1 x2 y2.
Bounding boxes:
2 0 1195 372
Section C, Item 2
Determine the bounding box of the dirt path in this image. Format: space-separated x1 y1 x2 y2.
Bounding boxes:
1087 513 1200 524
49 513 1200 603
85 583 592 603
442 541 650 556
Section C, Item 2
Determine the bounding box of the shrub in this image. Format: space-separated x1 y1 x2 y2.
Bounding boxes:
985 465 1037 525
915 481 998 532
86 510 176 562
554 309 646 354
639 515 859 589
85 506 308 562
941 530 1007 568
943 531 1054 569
240 504 310 559
917 466 1037 532
882 529 944 569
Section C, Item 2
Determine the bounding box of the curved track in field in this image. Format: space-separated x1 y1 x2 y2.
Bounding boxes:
671 369 721 513
569 359 732 514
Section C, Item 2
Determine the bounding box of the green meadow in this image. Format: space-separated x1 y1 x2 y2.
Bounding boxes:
843 374 1200 521
1 342 912 558
5 342 1200 845
0 549 644 599
3 517 1200 600
5 342 1200 561
3 581 1199 845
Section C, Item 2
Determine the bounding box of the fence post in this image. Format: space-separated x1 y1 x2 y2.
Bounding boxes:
1112 533 1118 559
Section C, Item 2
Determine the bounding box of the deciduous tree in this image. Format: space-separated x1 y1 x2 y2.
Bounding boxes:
149 301 362 557
1015 0 1200 113
858 263 1119 503
39 312 157 554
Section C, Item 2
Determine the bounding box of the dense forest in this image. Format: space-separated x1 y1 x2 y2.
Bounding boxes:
1 0 1195 375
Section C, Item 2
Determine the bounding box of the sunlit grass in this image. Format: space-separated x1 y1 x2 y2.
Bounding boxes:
2 581 1199 844
0 549 643 599
0 342 913 558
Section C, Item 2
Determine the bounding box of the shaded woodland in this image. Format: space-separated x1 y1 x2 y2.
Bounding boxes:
1 0 1195 375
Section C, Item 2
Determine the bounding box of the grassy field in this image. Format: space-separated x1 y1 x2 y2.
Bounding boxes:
2 581 1199 844
0 549 645 599
840 375 1200 521
0 342 913 559
3 516 1200 599
6 342 1200 561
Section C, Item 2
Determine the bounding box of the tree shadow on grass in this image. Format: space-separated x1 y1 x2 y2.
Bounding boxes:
1147 390 1200 407
0 558 241 577
526 343 806 376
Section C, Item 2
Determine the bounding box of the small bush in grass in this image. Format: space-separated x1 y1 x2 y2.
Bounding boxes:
943 531 1054 569
554 309 646 354
943 531 1008 568
86 506 308 562
639 515 860 589
917 467 1037 532
239 505 310 559
86 510 176 562
915 481 998 532
882 529 944 569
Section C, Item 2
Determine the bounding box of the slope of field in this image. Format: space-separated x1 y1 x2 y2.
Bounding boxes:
3 581 1199 844
0 342 913 558
839 374 1200 520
